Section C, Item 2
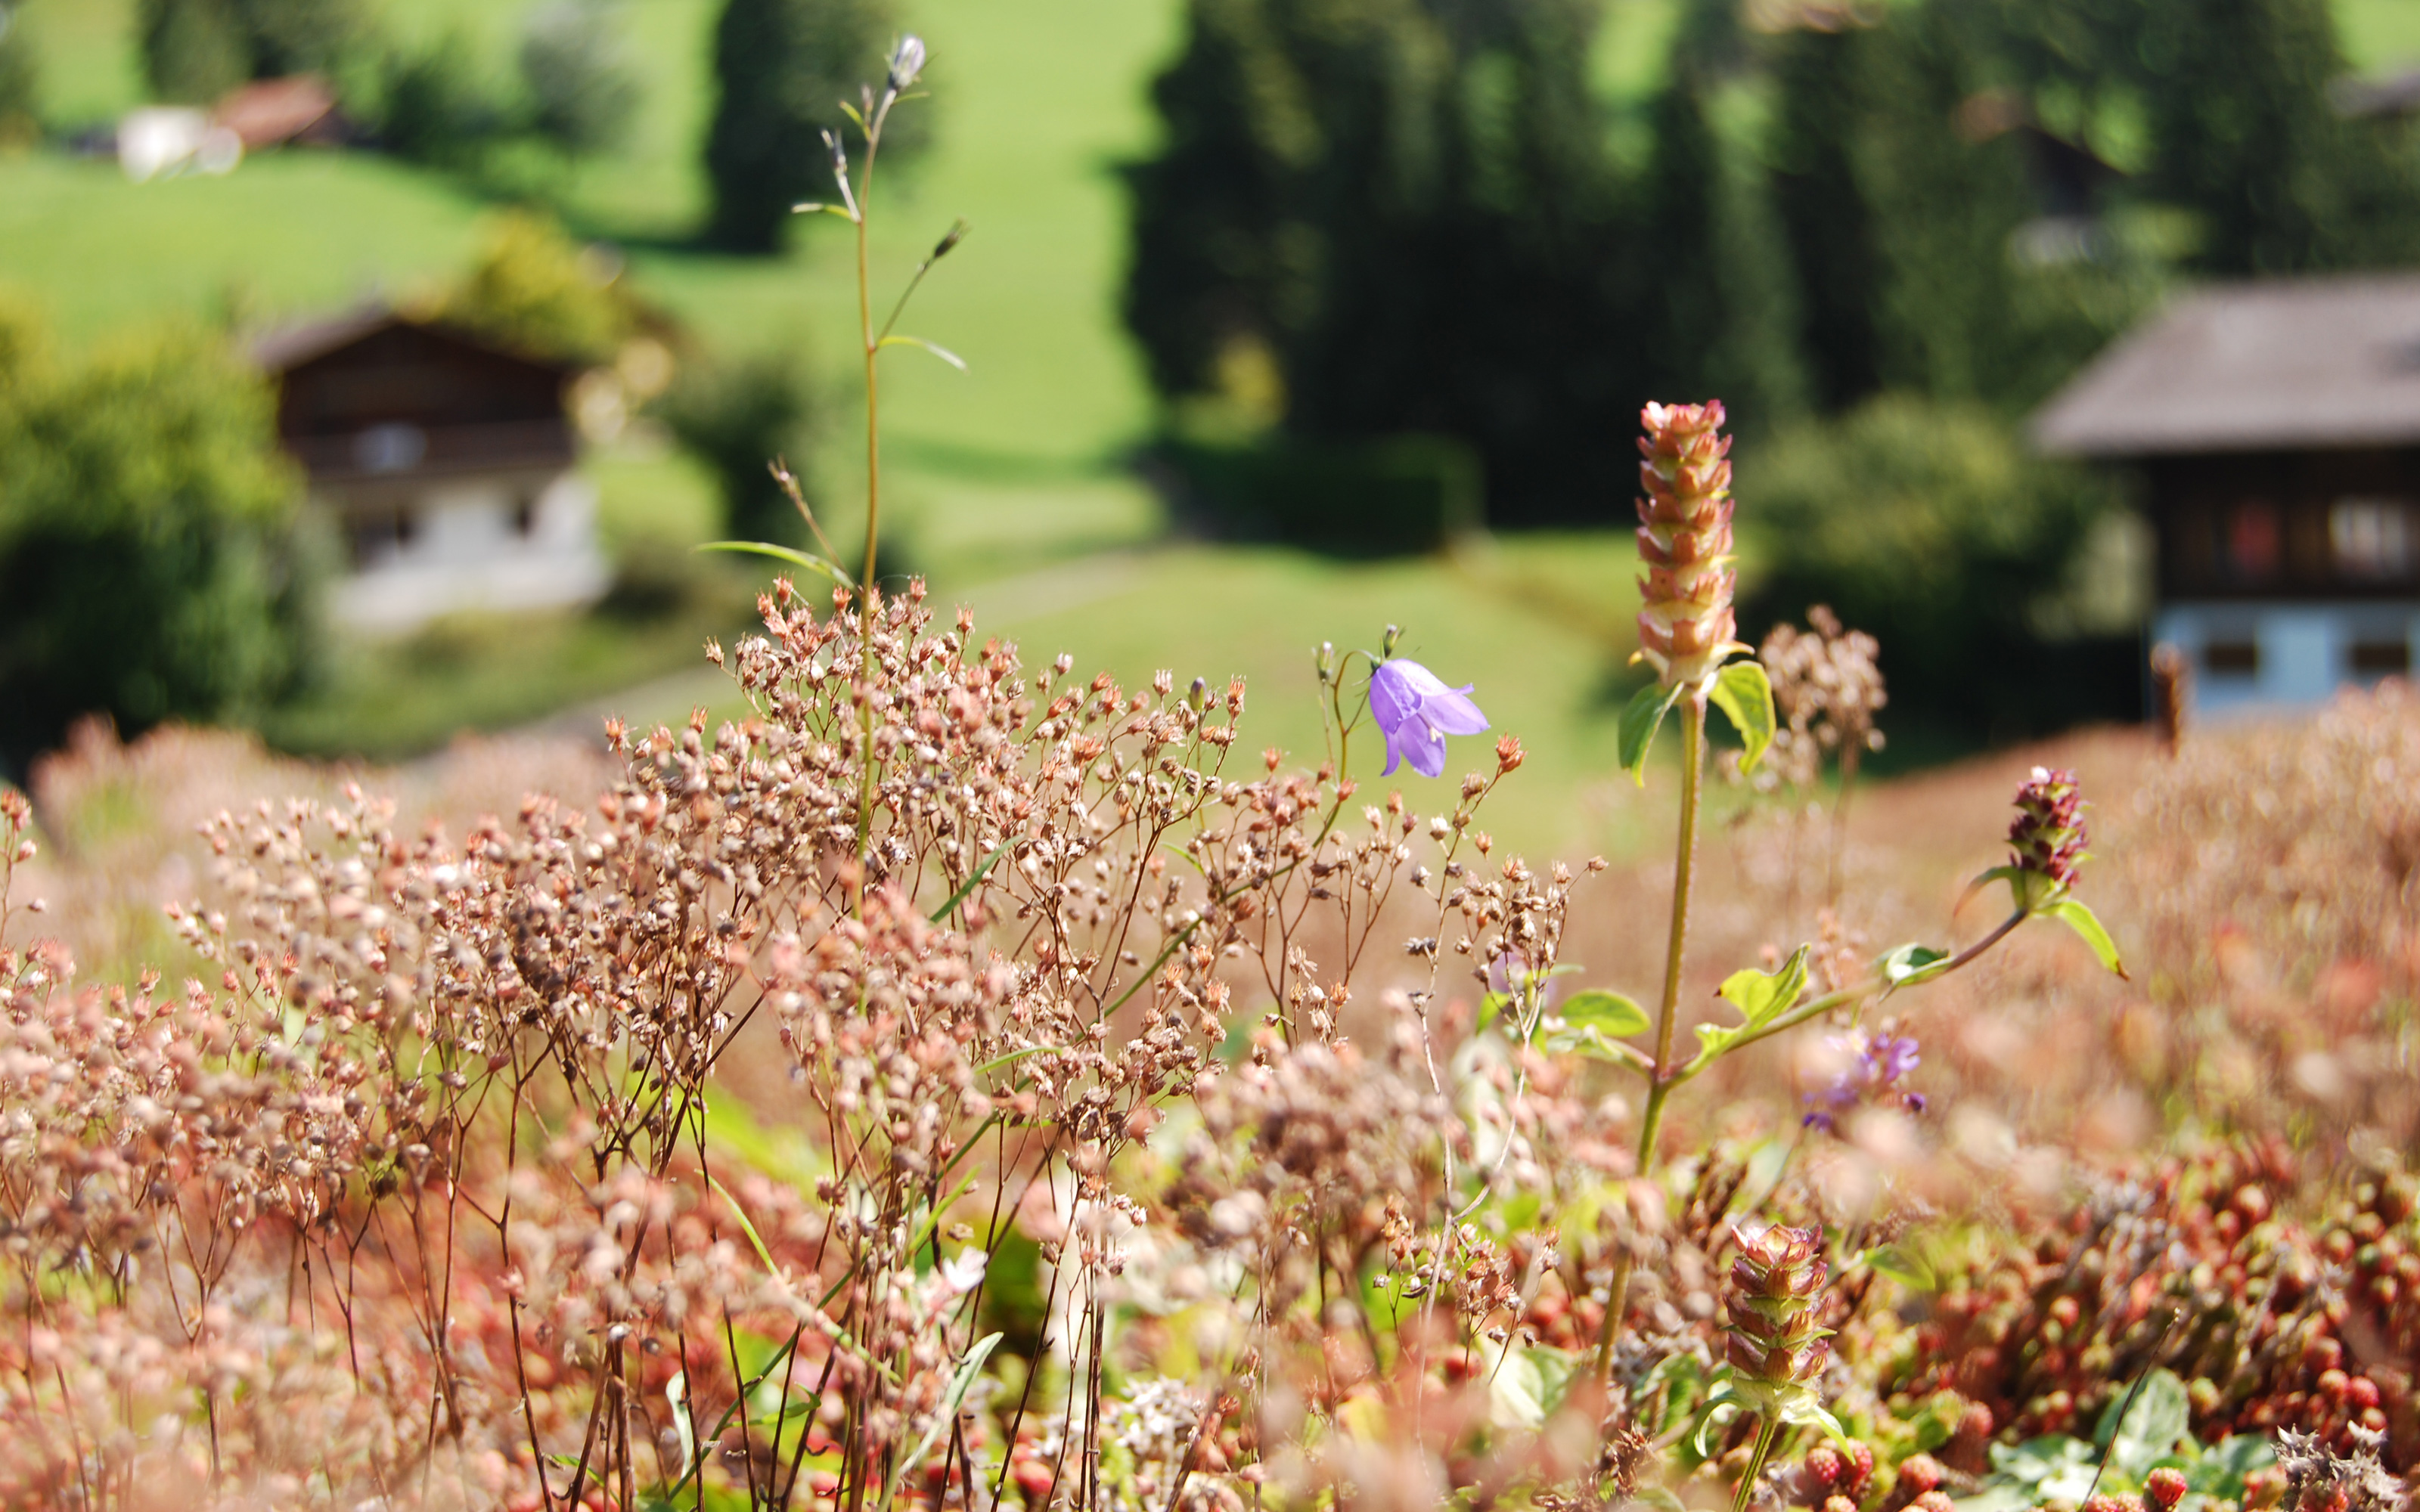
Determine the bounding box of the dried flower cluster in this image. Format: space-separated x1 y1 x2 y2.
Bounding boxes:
2 383 2409 1512
1753 606 1888 796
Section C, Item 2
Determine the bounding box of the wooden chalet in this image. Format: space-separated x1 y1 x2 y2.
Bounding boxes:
2034 275 2420 714
256 309 609 631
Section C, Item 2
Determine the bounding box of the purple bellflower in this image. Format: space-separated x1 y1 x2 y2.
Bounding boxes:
1368 658 1490 778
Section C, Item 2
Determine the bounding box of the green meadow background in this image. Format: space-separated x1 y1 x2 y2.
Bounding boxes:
5 0 2415 855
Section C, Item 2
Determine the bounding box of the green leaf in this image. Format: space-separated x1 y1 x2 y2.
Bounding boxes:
1877 942 1953 1002
1878 943 1951 990
2188 1436 2275 1499
2098 1369 2190 1480
1864 1242 1937 1290
1540 989 1651 1067
695 539 853 586
1619 682 1685 785
1491 1344 1578 1429
1477 990 1512 1034
2046 898 2128 978
880 333 968 370
1633 1490 1690 1512
1780 1396 1853 1443
1718 946 1810 1029
706 1173 777 1275
885 1333 1004 1503
1709 661 1777 772
1559 989 1650 1038
930 837 1016 923
1989 1435 2098 1502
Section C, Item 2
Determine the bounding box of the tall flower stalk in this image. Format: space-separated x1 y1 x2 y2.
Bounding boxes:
798 35 966 904
1628 400 1754 1168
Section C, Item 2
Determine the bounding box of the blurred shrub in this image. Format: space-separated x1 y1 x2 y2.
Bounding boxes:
431 210 637 368
703 0 929 253
519 0 641 165
1739 395 2133 740
374 29 513 169
656 349 817 546
0 318 323 772
0 4 40 144
138 0 368 103
1156 433 1480 555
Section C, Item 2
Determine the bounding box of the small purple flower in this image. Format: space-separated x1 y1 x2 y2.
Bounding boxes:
1368 658 1490 779
1802 1030 1924 1132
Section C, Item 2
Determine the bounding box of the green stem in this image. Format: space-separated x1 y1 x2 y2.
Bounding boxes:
852 122 885 912
1635 696 1706 1172
1733 1411 1783 1512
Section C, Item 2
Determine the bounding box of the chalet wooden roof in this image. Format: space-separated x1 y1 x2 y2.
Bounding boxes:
2033 275 2420 457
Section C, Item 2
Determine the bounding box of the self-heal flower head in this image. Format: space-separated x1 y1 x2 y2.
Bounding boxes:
1636 401 1751 692
1369 658 1488 779
2009 766 2087 891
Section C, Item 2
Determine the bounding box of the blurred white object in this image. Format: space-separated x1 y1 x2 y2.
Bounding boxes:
119 107 244 181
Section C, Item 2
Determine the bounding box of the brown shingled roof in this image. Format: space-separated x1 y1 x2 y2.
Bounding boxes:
2032 274 2420 457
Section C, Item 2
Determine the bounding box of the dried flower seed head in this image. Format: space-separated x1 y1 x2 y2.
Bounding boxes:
1637 400 1749 692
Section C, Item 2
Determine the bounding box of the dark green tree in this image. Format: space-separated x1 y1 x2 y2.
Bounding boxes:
0 7 35 142
138 0 248 103
521 0 642 164
0 323 321 770
1636 4 1807 433
702 0 926 253
2136 0 2418 273
138 0 366 100
1765 20 1885 414
1125 0 1643 523
658 350 818 546
375 28 510 168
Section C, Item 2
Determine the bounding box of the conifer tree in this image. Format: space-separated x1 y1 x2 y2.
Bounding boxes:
1766 20 1884 414
2136 0 2417 273
1124 0 1639 522
1637 2 1806 434
702 0 924 253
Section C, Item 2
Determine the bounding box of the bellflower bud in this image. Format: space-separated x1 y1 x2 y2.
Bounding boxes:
1636 401 1749 692
887 34 927 94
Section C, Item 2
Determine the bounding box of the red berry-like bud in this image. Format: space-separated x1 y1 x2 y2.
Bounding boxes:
1958 1403 1995 1441
2345 1375 2380 1411
1846 1442 1876 1495
1914 1494 1956 1512
1825 1498 1860 1512
2049 1296 2081 1330
1897 1455 1946 1497
2147 1468 2189 1510
1805 1445 1848 1490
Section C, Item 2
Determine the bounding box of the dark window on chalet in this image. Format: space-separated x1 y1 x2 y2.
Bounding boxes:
348 509 417 565
2204 640 2260 676
2350 639 2411 675
2225 500 2282 582
2330 497 2415 581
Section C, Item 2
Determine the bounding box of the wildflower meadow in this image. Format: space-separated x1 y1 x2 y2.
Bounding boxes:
3 33 2418 1512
